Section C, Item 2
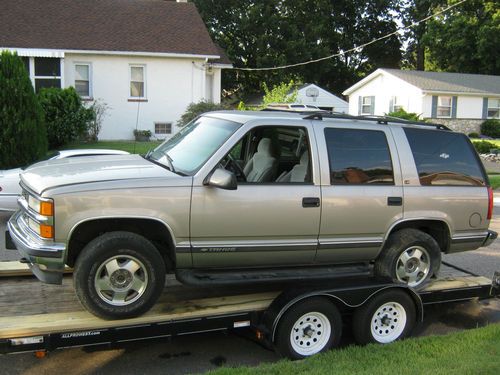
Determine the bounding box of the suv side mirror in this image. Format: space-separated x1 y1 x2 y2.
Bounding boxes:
206 168 237 190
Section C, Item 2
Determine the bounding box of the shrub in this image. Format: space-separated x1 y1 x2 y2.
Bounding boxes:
480 119 500 138
177 100 226 127
38 87 94 148
262 80 298 107
85 99 109 142
0 51 47 169
468 132 480 138
386 108 422 121
473 140 497 154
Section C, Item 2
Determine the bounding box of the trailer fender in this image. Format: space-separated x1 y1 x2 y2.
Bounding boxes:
263 284 423 342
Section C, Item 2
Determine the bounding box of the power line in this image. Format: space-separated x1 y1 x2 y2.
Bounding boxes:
230 0 468 72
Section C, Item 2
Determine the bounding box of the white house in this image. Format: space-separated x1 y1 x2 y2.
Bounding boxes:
343 69 500 133
294 83 348 113
0 0 232 140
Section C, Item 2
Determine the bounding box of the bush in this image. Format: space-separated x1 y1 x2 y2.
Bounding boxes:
386 108 422 121
85 99 109 142
38 87 94 148
177 100 226 127
480 119 500 138
468 132 480 138
473 140 497 154
0 51 47 169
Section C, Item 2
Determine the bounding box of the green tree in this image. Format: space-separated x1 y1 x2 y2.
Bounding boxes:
38 87 94 149
262 80 298 106
177 100 227 127
194 0 402 97
0 51 47 169
404 0 499 74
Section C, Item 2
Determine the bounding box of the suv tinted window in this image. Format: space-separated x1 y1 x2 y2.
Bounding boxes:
325 128 394 185
404 128 486 186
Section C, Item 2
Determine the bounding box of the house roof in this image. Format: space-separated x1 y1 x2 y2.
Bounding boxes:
0 0 226 59
344 68 500 96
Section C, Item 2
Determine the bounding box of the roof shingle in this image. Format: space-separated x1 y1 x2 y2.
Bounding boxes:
0 0 221 57
383 69 500 95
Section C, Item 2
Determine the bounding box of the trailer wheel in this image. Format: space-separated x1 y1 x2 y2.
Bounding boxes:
274 297 342 360
74 231 166 320
352 289 416 345
375 228 441 289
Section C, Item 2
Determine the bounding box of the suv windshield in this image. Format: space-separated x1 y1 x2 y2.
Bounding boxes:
147 116 241 175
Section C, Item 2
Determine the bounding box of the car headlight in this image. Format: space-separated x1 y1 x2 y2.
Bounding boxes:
26 195 54 239
28 195 54 216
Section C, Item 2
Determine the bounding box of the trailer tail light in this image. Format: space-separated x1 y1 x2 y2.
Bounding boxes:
487 186 493 220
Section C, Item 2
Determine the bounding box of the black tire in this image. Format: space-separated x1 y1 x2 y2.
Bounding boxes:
352 289 416 345
274 297 342 360
74 231 166 320
374 228 441 289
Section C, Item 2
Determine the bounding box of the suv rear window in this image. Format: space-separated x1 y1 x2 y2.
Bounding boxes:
404 128 486 186
325 128 394 185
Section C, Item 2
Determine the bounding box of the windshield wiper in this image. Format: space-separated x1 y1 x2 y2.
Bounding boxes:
164 152 176 173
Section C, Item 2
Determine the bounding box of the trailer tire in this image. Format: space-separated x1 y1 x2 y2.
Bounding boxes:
274 297 342 360
74 231 166 320
352 289 416 345
375 228 441 289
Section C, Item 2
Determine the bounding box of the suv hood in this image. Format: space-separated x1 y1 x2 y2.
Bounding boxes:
21 154 177 195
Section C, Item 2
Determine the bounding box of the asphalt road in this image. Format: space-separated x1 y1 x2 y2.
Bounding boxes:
0 208 499 374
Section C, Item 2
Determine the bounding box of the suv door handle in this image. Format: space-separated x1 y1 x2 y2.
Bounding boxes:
302 197 320 208
387 197 403 206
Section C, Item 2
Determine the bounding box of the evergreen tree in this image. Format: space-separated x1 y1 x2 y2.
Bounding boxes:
0 51 47 169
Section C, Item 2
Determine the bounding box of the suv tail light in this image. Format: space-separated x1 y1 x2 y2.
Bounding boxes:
487 186 493 220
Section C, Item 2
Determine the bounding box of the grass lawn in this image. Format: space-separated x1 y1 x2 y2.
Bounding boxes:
61 140 162 155
472 139 500 147
488 175 500 189
207 323 500 375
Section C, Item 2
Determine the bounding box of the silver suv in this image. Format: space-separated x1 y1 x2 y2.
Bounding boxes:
7 111 497 319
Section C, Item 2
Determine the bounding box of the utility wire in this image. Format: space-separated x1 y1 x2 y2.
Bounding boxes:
230 0 468 71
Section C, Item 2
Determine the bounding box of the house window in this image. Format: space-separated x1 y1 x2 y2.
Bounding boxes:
360 96 374 115
74 64 91 98
130 65 146 98
33 57 62 92
487 98 500 119
155 123 172 135
391 96 403 112
437 96 452 118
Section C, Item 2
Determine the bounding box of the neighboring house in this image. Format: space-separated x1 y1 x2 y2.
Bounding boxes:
0 0 232 140
294 83 348 113
244 83 348 112
343 69 500 133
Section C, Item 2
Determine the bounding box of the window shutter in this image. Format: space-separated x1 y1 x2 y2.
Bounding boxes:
358 96 362 115
451 96 458 118
370 96 375 115
482 97 488 119
431 96 438 118
389 97 394 113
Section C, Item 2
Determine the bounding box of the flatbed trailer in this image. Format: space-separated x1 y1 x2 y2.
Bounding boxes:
0 261 498 359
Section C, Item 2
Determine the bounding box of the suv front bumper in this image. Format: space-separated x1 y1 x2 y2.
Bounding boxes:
7 211 65 284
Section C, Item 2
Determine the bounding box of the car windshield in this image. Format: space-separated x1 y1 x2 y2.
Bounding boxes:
146 116 241 175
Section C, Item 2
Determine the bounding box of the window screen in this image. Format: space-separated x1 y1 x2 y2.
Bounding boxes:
404 128 486 186
34 57 60 76
325 128 394 185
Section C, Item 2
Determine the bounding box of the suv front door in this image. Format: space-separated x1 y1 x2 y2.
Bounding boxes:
190 124 321 268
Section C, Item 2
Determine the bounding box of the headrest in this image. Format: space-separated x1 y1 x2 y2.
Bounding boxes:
257 138 272 154
300 151 309 165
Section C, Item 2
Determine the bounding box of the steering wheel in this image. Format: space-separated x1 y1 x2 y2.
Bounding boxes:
227 154 247 182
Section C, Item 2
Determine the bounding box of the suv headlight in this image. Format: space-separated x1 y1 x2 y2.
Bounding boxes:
25 195 55 239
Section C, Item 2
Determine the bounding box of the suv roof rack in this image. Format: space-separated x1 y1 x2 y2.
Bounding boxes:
303 112 451 131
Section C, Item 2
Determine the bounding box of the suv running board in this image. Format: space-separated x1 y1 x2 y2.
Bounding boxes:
176 263 371 286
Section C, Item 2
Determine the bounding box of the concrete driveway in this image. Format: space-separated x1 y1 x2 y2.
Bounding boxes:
0 210 499 375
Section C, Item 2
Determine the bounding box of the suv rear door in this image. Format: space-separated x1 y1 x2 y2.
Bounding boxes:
314 122 403 262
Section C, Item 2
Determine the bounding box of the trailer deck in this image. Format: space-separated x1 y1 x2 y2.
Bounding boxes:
0 261 498 354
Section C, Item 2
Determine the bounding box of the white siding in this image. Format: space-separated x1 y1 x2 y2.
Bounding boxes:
295 84 348 112
64 54 220 140
347 73 423 116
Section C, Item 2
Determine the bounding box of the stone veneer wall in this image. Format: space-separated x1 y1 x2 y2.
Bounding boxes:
425 118 483 134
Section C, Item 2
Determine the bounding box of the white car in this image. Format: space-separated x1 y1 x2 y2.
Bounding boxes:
0 149 129 212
